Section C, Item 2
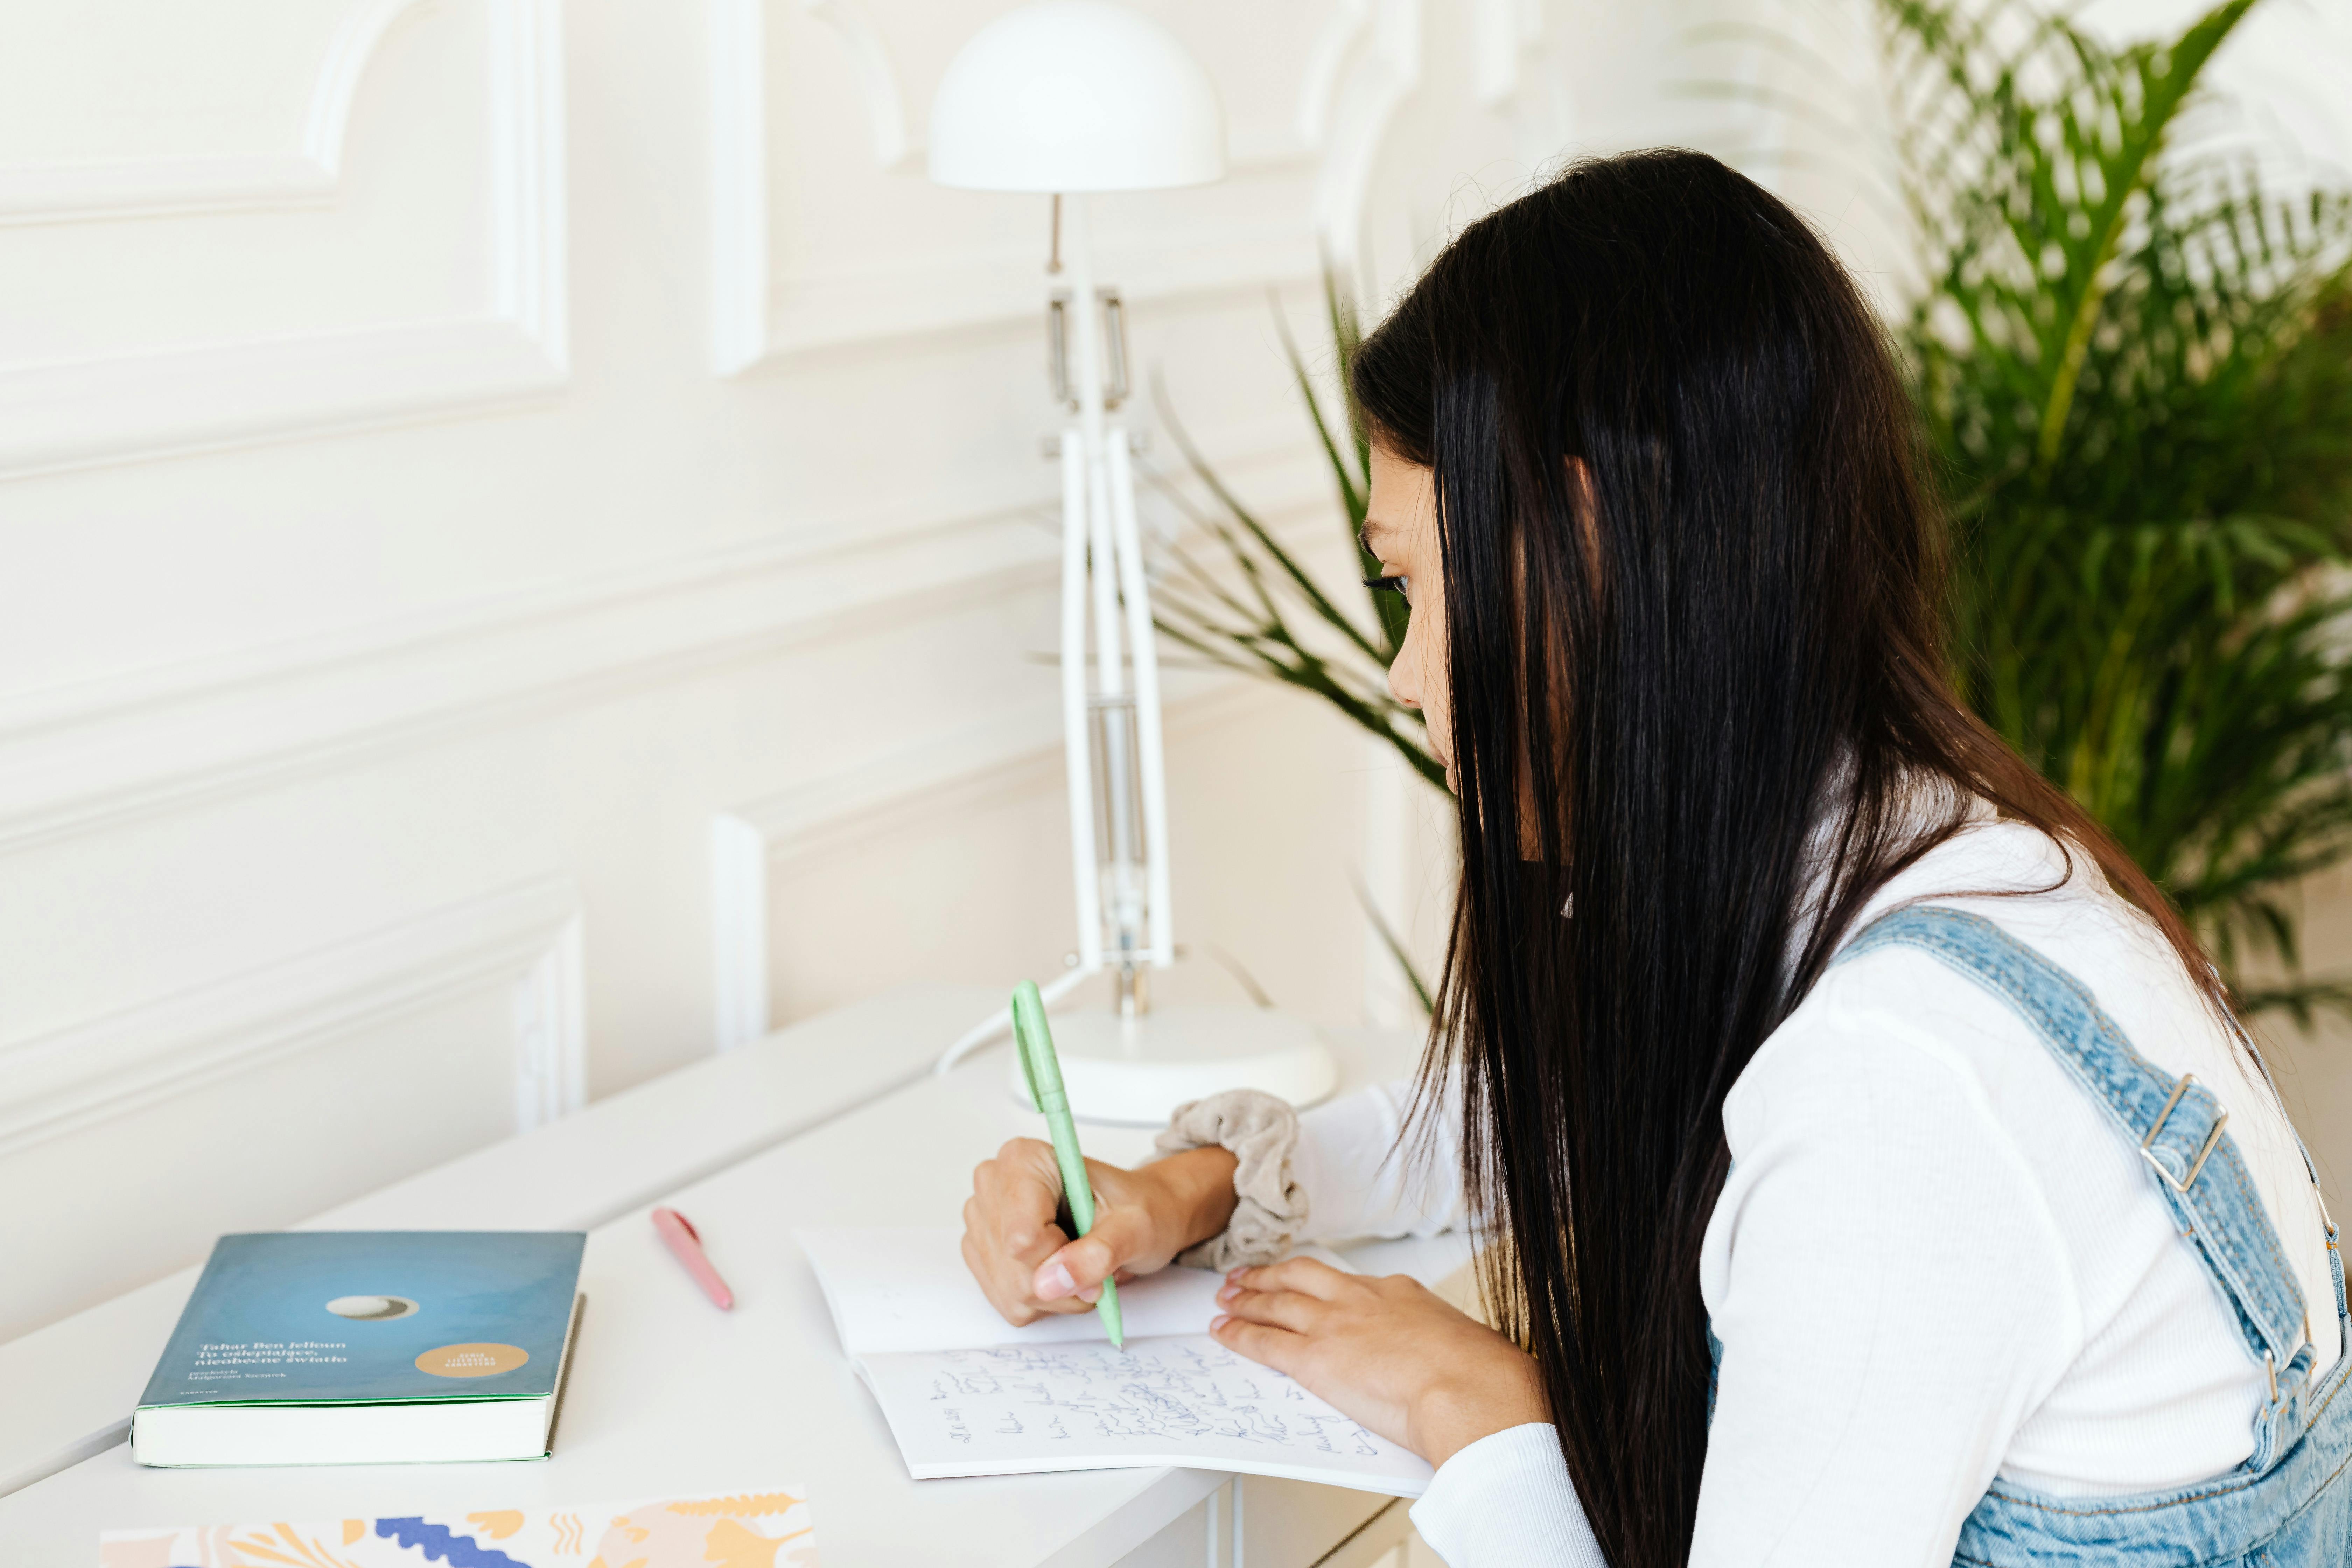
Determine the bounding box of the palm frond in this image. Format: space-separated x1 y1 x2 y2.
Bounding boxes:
1885 0 2352 1019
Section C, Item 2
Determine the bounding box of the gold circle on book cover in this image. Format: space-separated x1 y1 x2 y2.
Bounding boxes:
414 1342 531 1378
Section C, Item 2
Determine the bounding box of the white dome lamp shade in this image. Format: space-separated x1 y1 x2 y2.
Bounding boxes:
927 1 1225 194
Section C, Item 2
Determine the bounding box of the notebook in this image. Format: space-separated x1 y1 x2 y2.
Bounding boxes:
132 1231 586 1468
98 1485 816 1568
796 1227 1435 1497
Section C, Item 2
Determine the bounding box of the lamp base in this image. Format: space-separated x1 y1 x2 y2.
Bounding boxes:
1011 1004 1339 1126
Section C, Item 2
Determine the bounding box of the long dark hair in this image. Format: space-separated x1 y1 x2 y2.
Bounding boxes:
1350 149 2220 1567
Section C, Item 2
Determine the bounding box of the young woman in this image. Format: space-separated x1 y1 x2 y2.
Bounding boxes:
959 150 2351 1566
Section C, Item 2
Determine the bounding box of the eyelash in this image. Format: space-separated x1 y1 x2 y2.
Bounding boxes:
1364 575 1409 598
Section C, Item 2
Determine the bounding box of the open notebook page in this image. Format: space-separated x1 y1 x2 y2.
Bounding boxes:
856 1334 1433 1496
795 1227 1435 1496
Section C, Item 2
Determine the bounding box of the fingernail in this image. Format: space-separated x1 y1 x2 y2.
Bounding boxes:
1076 1284 1100 1304
1226 1268 1245 1282
1211 1314 1230 1331
1036 1261 1076 1299
1217 1284 1237 1303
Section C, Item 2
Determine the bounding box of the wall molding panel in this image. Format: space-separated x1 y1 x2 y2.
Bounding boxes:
709 680 1271 1054
487 0 570 368
0 878 584 1161
0 0 429 226
1308 0 1422 276
0 0 568 481
708 0 774 375
710 697 1068 1053
745 224 1322 366
511 908 588 1131
0 432 1328 855
802 0 917 171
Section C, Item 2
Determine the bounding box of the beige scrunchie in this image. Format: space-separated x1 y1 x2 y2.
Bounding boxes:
1150 1088 1308 1270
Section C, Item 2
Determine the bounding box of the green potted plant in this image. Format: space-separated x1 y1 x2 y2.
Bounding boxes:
1887 0 2352 1015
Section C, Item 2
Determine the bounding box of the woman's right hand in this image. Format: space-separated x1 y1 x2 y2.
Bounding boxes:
961 1140 1240 1325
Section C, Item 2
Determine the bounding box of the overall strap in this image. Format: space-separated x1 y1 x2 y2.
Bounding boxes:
1834 905 2323 1466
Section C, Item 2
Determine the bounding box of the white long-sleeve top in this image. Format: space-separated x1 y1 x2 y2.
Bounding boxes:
1294 813 2339 1567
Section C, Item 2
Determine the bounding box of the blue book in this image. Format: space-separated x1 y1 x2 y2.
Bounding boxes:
132 1232 586 1468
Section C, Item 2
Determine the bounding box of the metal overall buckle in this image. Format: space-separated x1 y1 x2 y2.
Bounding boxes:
2140 1073 2228 1194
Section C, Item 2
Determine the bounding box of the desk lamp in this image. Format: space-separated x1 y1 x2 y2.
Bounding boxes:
927 0 1337 1123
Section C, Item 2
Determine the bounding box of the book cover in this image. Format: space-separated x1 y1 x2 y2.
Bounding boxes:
139 1232 586 1412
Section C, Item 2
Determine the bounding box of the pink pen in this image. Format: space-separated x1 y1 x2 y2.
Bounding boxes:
651 1207 735 1310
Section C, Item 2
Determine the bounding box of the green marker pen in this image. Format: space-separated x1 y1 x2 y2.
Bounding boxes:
1010 979 1124 1349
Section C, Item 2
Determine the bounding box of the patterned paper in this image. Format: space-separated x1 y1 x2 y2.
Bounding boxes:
98 1488 816 1568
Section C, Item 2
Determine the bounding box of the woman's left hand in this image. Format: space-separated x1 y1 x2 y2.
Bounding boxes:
1211 1257 1549 1468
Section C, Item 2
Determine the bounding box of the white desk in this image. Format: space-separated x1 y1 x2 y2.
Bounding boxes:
0 994 1461 1565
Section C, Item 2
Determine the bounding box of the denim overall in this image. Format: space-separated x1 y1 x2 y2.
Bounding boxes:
1820 907 2352 1566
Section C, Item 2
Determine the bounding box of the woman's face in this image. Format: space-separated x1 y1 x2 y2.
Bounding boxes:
1363 443 1455 794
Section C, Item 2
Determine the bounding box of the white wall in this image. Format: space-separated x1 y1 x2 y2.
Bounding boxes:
0 0 1523 1343
6 0 2347 1347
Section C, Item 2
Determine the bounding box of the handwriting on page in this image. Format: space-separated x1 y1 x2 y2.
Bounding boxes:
856 1330 1445 1499
922 1338 1386 1455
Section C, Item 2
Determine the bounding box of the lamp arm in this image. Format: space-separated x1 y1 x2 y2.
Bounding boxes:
1107 429 1175 967
1066 194 1149 969
1059 430 1104 970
